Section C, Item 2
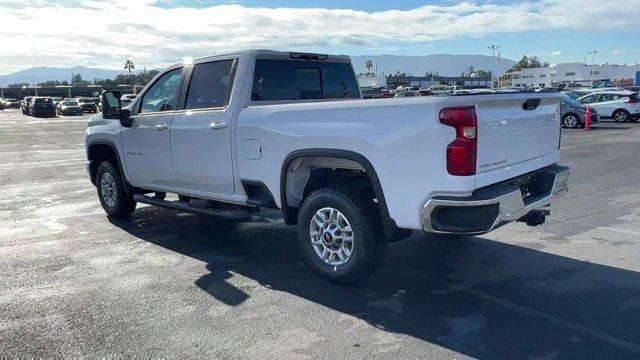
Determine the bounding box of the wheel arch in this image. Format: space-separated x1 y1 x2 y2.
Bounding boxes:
280 149 401 239
87 140 133 194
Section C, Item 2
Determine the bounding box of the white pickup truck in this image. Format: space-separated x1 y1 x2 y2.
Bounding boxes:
86 50 570 283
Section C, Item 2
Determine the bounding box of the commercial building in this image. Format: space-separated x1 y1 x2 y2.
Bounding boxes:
507 63 640 88
384 75 491 89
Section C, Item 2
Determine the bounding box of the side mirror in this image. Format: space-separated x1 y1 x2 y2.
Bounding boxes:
101 90 133 127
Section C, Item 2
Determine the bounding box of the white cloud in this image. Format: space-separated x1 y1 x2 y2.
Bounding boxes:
611 50 624 55
0 0 639 73
550 51 563 56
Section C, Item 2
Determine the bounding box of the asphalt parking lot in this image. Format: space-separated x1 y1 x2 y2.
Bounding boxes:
1 109 639 359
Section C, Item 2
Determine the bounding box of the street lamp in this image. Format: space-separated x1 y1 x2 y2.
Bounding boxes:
488 45 501 89
587 51 599 87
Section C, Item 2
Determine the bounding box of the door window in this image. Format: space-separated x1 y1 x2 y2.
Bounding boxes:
580 94 598 104
139 68 183 113
185 60 235 109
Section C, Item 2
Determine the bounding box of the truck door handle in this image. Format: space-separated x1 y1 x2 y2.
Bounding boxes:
209 122 228 130
154 124 168 130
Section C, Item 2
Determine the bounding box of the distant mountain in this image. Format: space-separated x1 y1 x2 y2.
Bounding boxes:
349 54 516 77
0 66 142 87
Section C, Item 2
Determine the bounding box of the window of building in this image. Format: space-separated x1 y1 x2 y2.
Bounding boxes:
565 72 575 76
539 74 546 78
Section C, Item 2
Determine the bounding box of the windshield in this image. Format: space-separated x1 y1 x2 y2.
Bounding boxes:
62 101 78 106
562 94 583 106
562 92 580 100
34 98 52 104
78 98 92 103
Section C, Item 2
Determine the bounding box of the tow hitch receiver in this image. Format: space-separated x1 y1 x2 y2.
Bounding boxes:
518 209 550 227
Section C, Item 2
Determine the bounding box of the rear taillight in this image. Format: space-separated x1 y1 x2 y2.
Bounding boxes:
439 107 477 176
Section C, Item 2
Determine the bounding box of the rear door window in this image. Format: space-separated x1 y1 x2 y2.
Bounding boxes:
185 59 235 110
600 93 621 102
251 59 360 101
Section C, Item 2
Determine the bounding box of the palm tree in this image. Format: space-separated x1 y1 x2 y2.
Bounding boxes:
365 60 373 75
124 59 135 86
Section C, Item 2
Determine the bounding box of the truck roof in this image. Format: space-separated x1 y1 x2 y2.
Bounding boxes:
170 50 352 68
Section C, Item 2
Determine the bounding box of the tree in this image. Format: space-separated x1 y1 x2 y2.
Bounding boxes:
466 66 475 76
124 59 135 85
365 60 373 74
507 55 548 73
71 73 89 86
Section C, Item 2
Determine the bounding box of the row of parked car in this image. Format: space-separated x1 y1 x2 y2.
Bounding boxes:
361 84 639 128
1 93 139 118
13 96 99 117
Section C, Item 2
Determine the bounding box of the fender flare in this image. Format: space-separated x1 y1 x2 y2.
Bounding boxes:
280 148 400 238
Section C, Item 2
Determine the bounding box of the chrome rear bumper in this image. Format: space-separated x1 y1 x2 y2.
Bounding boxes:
422 165 570 234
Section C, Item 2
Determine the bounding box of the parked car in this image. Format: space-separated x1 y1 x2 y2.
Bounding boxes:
57 100 84 116
21 96 34 115
394 90 420 97
52 97 63 106
361 87 384 99
77 97 98 113
28 97 56 117
560 93 599 128
4 98 20 109
0 98 5 110
577 91 640 122
120 94 137 107
87 50 569 283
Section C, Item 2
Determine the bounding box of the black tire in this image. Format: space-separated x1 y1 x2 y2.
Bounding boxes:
96 161 136 218
562 113 580 128
297 186 386 284
613 109 629 123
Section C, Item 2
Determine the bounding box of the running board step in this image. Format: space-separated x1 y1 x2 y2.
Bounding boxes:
133 194 252 222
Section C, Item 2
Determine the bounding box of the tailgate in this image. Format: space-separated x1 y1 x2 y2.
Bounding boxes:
474 94 561 188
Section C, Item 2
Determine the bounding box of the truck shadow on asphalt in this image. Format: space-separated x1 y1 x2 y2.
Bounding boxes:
110 207 640 359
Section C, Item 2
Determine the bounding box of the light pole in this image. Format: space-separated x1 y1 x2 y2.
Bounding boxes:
488 45 501 89
587 51 598 87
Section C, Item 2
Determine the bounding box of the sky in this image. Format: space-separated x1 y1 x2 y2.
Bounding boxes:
1 0 639 75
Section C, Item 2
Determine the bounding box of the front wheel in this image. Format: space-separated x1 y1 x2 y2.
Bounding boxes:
96 161 136 218
562 114 580 128
613 109 629 123
297 186 386 284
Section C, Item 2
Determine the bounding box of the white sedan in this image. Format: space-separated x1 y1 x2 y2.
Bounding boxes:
577 91 640 123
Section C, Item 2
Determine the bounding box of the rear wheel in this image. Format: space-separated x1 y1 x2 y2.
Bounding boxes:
96 161 136 218
562 113 580 128
613 109 629 123
297 186 386 284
